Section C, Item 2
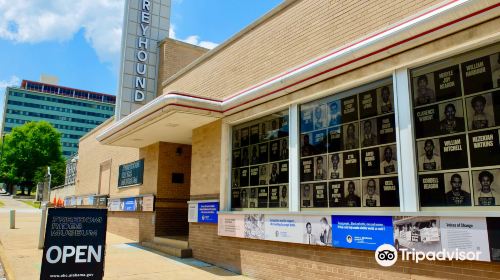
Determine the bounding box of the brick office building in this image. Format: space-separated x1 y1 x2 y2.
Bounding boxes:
73 0 500 279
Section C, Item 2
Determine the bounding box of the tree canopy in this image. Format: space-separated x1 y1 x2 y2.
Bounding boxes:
1 121 65 194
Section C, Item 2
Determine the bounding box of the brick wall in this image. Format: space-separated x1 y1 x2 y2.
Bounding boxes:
191 120 221 198
155 207 188 236
162 0 442 99
76 119 140 197
158 38 208 96
157 142 191 199
108 212 154 242
154 142 192 236
189 223 500 280
139 143 160 195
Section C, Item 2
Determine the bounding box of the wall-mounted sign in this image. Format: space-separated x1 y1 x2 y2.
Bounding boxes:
188 203 198 223
118 159 144 187
331 215 393 250
40 208 108 280
188 201 219 223
115 0 171 119
197 202 219 223
123 197 137 211
108 195 154 212
65 195 108 208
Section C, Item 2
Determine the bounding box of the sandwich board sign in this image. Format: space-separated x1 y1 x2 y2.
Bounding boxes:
40 208 108 280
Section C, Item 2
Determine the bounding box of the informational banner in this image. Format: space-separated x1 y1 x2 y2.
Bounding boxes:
440 217 490 262
302 215 333 246
218 214 245 238
197 202 219 223
40 208 108 280
123 198 136 211
63 195 107 208
264 215 303 243
107 195 154 212
118 159 144 187
393 216 442 253
142 196 155 212
332 216 393 250
219 214 333 247
217 213 500 262
109 199 120 211
188 203 198 223
244 214 265 240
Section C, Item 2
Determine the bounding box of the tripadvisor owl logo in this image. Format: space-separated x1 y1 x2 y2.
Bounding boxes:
374 243 482 266
375 244 398 267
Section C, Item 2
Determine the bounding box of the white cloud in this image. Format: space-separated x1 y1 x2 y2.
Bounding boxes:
199 41 218 50
0 1 219 72
0 76 20 93
169 24 218 50
0 0 124 68
169 24 177 39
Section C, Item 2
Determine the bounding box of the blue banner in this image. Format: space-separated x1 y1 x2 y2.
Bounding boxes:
197 202 219 223
123 197 136 211
331 215 393 250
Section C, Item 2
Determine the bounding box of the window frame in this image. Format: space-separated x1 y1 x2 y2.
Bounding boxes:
296 77 400 212
226 107 292 212
408 43 500 213
221 40 500 217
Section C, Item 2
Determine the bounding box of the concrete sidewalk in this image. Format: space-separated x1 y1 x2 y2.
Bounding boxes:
0 197 249 280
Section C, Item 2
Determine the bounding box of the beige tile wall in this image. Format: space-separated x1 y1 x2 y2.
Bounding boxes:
186 18 500 280
190 120 222 198
158 38 208 96
162 0 442 100
76 119 140 197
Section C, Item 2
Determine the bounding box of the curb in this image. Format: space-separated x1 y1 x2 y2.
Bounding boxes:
0 240 14 280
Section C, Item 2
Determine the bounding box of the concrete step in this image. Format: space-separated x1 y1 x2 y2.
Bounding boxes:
153 236 189 249
141 241 192 258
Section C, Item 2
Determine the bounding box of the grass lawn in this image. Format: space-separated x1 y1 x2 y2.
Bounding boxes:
20 200 41 208
16 189 36 196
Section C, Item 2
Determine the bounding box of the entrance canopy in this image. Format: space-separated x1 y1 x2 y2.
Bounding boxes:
96 94 221 147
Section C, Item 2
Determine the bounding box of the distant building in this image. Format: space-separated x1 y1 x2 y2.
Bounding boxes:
1 79 115 157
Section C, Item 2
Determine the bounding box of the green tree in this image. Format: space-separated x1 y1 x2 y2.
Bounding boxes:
0 134 19 194
2 121 65 195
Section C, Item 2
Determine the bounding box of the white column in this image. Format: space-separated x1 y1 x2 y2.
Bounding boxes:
393 68 419 212
288 104 300 212
219 121 232 211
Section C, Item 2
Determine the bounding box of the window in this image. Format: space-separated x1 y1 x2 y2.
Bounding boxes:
231 110 289 209
411 44 500 207
299 79 399 209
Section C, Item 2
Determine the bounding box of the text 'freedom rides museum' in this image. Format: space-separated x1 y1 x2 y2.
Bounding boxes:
66 0 500 279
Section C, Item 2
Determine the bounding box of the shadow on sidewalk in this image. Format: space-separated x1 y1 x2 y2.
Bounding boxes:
124 243 240 277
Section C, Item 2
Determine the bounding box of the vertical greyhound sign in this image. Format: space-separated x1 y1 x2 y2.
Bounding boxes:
115 0 171 120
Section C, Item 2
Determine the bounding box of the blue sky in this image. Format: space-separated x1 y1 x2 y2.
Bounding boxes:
0 0 282 96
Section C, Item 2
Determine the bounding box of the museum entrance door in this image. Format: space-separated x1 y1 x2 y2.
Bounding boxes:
144 142 192 258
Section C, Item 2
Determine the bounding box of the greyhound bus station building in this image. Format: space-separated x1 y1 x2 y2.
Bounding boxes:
53 0 500 279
